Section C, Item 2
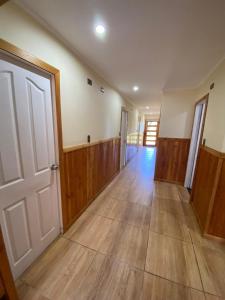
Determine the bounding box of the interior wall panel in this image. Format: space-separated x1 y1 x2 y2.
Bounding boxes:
62 138 120 231
191 146 225 239
154 138 190 185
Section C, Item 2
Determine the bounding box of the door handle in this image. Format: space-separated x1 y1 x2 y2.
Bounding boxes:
51 164 59 171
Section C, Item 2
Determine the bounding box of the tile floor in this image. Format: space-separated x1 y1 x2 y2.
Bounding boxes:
17 147 225 300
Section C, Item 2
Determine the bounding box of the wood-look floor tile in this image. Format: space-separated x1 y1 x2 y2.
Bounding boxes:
176 185 190 202
21 238 74 286
150 209 191 242
145 232 202 290
107 185 130 201
66 213 113 251
51 252 142 300
17 281 50 300
100 221 149 269
21 238 96 299
121 201 151 227
152 196 185 216
154 182 181 201
93 253 143 300
142 272 205 300
86 195 116 216
126 187 153 206
90 197 151 227
194 245 225 298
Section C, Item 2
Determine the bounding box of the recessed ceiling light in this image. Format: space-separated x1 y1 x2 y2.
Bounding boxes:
95 25 105 34
146 106 150 109
133 86 139 92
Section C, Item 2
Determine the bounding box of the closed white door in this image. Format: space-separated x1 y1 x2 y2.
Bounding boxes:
0 54 60 279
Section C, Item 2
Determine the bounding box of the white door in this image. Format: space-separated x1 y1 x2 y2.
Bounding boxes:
0 53 60 279
120 110 128 169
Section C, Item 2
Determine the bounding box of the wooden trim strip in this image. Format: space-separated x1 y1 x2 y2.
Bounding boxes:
0 39 59 75
158 137 191 141
200 145 225 158
63 137 120 153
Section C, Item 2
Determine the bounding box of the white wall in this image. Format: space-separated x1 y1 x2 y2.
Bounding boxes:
159 58 225 152
0 2 137 147
159 90 197 138
196 59 225 152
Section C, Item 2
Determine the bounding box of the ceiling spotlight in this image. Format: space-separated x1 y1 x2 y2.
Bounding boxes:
95 25 105 34
133 86 139 92
146 106 150 109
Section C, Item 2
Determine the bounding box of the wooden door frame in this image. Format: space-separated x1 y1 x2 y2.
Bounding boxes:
0 39 66 229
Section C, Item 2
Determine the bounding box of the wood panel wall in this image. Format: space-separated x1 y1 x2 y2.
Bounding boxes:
191 146 225 239
154 138 190 185
62 138 120 231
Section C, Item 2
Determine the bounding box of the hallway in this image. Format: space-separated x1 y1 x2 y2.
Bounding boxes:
16 148 225 300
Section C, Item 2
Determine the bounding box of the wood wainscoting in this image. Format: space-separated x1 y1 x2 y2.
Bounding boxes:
191 146 225 239
62 137 120 231
154 138 190 185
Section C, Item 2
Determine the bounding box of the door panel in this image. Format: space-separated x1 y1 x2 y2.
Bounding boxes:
26 79 49 173
0 54 60 278
0 71 23 185
37 186 54 238
4 198 31 264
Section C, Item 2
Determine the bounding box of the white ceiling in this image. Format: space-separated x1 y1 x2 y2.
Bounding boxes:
15 0 225 110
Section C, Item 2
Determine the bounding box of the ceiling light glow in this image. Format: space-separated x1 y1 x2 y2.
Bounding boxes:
146 106 150 109
133 86 139 92
95 25 105 34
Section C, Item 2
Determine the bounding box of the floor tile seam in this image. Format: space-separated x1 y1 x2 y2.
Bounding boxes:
148 228 193 244
143 209 152 284
188 230 225 253
144 269 204 293
189 229 206 294
81 210 151 230
92 212 151 228
62 236 147 273
153 195 189 203
95 194 153 209
150 205 194 226
204 292 225 299
107 195 153 208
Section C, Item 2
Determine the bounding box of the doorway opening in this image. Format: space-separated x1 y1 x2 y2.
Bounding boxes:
120 108 128 169
185 95 208 190
0 46 62 279
143 120 159 147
